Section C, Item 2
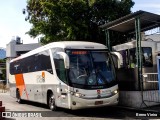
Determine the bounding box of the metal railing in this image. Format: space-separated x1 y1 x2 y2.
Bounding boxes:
142 73 160 103
143 73 158 83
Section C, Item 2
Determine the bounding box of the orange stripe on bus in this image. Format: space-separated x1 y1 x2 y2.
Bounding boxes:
15 74 29 100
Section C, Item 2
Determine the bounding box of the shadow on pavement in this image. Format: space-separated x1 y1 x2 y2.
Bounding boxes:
19 100 137 119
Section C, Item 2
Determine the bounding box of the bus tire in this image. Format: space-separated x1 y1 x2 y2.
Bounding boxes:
16 89 22 103
48 93 57 111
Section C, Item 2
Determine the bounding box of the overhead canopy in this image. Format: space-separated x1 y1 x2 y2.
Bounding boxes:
99 10 160 34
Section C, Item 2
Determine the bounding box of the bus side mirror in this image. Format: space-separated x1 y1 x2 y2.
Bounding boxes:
56 52 70 69
111 52 123 69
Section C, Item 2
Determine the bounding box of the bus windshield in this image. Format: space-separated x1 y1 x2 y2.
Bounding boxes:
66 50 116 89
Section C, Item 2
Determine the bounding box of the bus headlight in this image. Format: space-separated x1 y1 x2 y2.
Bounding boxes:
74 93 85 98
70 91 74 95
113 90 118 94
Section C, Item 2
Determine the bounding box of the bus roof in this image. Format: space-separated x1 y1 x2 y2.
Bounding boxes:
10 41 107 62
112 40 160 51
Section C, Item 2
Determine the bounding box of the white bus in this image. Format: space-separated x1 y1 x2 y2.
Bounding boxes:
9 41 118 110
112 39 159 90
112 38 160 107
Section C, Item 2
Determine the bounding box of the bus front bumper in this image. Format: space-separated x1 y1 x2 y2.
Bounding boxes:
70 93 119 110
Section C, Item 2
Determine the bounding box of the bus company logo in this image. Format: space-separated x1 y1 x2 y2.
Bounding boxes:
97 90 101 98
97 90 101 94
36 72 45 83
42 72 45 82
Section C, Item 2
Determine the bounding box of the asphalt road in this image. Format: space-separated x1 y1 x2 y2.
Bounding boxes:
0 92 157 120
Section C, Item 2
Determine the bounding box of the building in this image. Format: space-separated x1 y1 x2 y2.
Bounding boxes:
6 37 41 84
145 33 160 41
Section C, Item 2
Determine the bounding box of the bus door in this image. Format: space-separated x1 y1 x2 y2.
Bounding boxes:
53 52 70 108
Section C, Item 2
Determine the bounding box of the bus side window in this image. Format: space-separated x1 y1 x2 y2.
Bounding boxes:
26 56 33 72
129 48 136 68
10 62 14 75
13 61 21 74
34 54 41 71
10 61 20 75
142 47 153 67
120 50 129 68
39 51 53 74
53 54 67 83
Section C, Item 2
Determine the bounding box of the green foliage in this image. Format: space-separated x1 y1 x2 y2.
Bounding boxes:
1 68 6 80
0 59 6 80
24 0 134 45
0 59 5 63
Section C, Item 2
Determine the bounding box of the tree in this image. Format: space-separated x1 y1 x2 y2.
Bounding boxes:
0 59 6 80
24 0 134 45
90 0 135 46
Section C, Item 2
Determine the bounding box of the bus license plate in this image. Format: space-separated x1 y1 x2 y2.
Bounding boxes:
95 101 103 105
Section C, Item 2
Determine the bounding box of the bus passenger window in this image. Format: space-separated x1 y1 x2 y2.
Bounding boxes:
142 47 153 67
129 48 136 68
39 51 52 73
120 50 129 68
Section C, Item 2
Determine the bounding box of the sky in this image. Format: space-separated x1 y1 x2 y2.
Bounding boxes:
0 0 160 48
0 0 38 48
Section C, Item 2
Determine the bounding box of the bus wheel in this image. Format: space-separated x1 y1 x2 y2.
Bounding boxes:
48 94 57 111
16 89 22 103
